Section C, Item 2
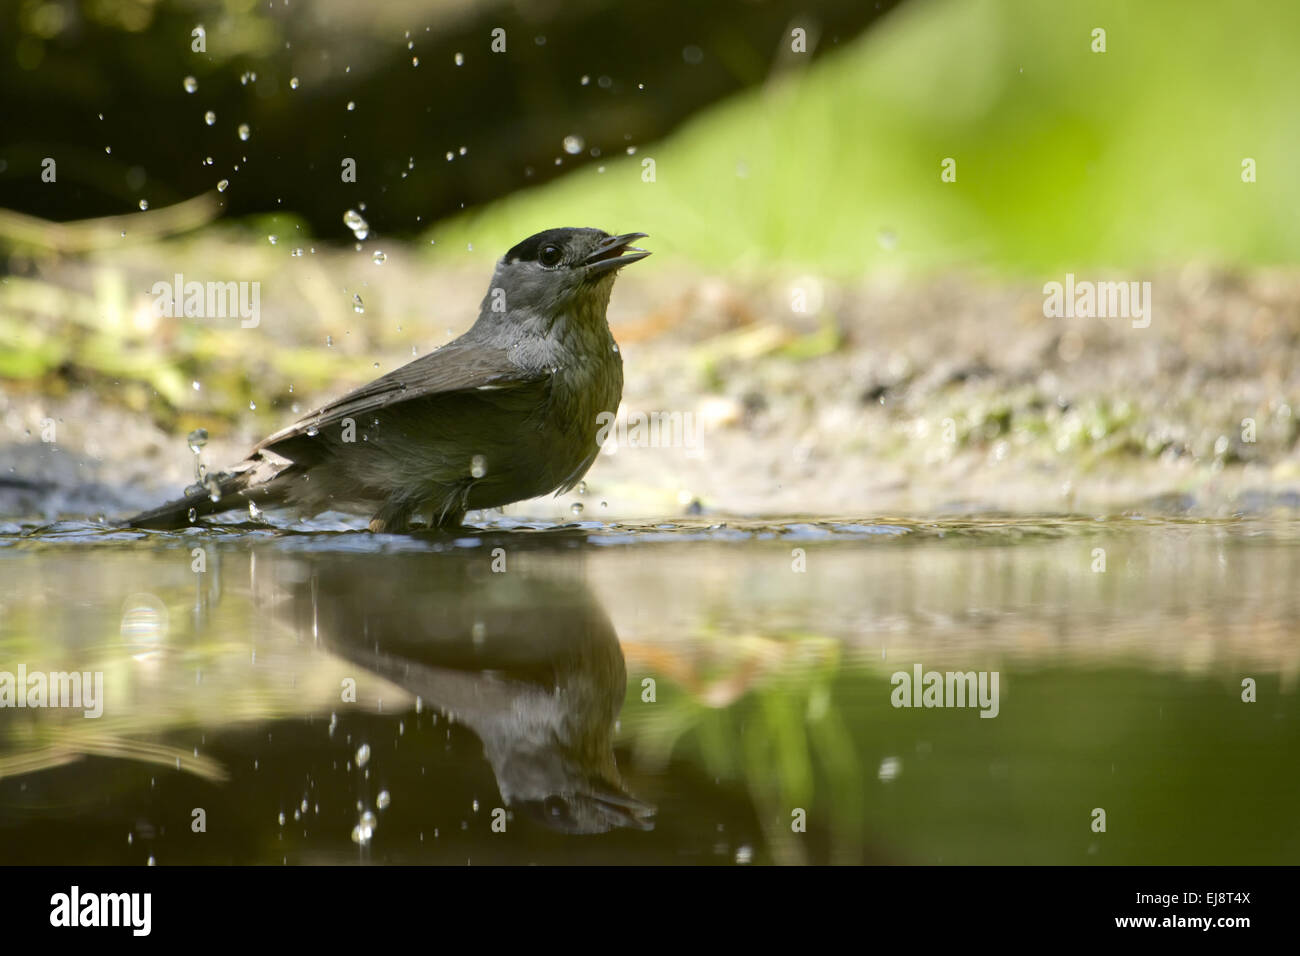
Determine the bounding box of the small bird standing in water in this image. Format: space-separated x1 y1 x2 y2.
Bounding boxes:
126 228 648 531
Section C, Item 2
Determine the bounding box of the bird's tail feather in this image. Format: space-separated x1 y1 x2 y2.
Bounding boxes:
123 463 288 530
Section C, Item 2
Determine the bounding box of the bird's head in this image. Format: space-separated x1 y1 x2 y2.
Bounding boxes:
481 227 649 322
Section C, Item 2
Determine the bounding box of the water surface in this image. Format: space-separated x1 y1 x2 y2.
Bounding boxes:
0 516 1296 864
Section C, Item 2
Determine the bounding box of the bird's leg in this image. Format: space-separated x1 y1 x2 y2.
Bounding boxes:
368 491 423 533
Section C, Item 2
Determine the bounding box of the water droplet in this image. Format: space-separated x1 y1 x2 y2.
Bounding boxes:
355 744 370 767
187 428 207 452
562 135 584 155
346 100 356 111
570 502 584 516
352 294 365 313
205 477 221 503
238 123 250 141
217 179 229 192
351 816 374 845
577 481 587 495
278 812 286 826
267 235 277 245
371 250 386 265
305 425 319 437
411 56 419 67
249 400 257 410
187 507 197 523
343 208 369 240
377 791 391 810
454 52 464 66
248 501 262 520
470 455 486 478
203 156 213 166
325 335 332 348
580 74 590 86
138 199 148 211
289 76 300 90
204 110 216 126
183 76 197 93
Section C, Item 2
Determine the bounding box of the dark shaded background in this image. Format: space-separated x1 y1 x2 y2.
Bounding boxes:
2 0 900 236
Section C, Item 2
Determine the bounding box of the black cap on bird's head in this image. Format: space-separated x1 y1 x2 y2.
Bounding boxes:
504 227 650 277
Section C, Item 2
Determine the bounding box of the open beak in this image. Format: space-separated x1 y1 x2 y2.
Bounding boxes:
584 232 650 276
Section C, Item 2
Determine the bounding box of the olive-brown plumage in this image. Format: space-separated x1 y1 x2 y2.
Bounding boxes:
126 228 648 531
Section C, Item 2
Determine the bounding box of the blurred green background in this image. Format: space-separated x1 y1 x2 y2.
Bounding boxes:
438 0 1300 275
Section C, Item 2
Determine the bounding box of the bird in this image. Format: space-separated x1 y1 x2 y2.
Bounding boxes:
125 227 648 532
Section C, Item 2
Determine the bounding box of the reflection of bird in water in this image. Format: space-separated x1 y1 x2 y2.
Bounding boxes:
283 554 654 834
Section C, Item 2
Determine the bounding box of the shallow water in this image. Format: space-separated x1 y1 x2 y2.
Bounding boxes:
0 515 1296 864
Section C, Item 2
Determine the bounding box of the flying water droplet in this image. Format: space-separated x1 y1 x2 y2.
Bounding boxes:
377 791 391 810
138 199 149 211
570 502 584 516
562 135 584 155
343 208 369 240
248 501 262 521
238 123 250 141
183 76 197 93
352 294 365 313
454 52 464 66
371 250 386 265
470 455 486 478
289 76 300 90
217 179 229 192
355 743 370 767
204 110 216 126
187 428 209 453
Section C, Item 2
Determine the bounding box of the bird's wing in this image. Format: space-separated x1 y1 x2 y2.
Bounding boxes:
254 339 547 454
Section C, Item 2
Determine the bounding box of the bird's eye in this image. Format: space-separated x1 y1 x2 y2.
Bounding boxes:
538 244 563 267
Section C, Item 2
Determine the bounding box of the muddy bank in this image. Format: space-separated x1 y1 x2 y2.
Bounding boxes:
3 233 1298 522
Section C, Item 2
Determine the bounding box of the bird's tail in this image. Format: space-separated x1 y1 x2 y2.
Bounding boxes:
123 459 289 530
